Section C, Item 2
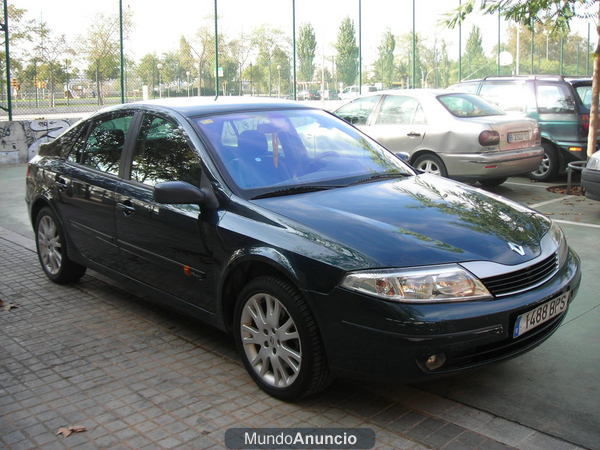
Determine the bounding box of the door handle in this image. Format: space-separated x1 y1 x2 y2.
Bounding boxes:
117 200 136 216
55 175 68 191
406 132 421 137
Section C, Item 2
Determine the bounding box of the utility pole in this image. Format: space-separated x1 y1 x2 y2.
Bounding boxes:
214 0 219 97
119 0 125 103
2 0 12 120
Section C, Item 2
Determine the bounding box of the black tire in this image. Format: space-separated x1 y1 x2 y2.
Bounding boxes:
34 207 86 284
479 177 508 187
233 276 329 401
529 142 559 181
413 153 448 177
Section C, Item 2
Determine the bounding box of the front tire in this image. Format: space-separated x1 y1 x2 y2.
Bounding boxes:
413 153 448 177
529 142 559 181
233 276 329 400
35 207 86 284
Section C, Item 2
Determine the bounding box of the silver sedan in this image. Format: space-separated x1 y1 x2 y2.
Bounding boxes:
334 89 544 186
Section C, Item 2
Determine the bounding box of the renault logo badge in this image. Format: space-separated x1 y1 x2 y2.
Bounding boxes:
508 242 525 256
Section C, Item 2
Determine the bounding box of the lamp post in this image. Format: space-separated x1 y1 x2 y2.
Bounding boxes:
277 64 281 97
157 63 163 98
186 70 191 96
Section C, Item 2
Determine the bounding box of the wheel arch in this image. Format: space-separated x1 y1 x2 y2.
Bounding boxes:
219 248 301 333
409 149 442 165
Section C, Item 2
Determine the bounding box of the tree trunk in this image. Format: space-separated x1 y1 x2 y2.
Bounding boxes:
95 64 102 106
587 4 600 158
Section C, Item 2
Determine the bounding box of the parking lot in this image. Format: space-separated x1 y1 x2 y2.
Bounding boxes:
1 163 599 449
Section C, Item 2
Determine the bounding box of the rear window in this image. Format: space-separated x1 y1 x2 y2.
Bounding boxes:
575 85 592 110
437 93 504 118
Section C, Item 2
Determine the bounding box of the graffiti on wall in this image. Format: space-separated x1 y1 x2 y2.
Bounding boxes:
0 119 79 164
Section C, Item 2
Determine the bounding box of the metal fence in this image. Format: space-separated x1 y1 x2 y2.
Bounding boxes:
1 0 596 119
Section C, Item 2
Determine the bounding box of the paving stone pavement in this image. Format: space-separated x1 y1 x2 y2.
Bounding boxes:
0 232 583 450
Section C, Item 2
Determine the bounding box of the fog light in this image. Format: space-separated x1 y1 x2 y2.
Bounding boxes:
425 353 446 370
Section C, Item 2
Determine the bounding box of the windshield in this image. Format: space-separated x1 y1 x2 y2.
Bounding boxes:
195 108 413 195
575 85 592 110
437 93 505 117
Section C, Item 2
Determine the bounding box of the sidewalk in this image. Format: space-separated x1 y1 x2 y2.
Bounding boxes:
0 226 583 450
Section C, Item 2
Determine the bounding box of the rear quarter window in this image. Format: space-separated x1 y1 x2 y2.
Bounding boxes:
479 82 529 113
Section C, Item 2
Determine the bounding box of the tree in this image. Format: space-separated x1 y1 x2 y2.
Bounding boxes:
374 30 395 88
81 11 132 105
31 19 71 107
335 17 358 86
447 0 600 158
252 26 288 95
463 26 490 79
298 23 317 82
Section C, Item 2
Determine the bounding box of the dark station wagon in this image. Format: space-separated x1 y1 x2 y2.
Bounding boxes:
26 97 581 400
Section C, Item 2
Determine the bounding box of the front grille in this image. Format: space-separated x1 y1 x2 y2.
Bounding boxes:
482 252 559 297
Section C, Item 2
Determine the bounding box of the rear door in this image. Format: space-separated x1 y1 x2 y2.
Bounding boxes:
57 111 136 270
115 112 217 312
334 95 381 128
534 81 580 144
363 94 426 155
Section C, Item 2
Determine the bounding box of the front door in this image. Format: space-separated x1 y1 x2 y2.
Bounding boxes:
364 95 426 156
115 112 218 312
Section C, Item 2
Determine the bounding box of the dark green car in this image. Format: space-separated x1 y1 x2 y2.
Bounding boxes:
451 75 593 181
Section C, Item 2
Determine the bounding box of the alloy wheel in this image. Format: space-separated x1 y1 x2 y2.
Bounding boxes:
240 293 302 388
532 153 551 177
37 215 62 275
417 159 442 175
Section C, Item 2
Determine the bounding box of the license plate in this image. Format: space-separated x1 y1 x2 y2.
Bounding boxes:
513 292 570 338
508 131 530 143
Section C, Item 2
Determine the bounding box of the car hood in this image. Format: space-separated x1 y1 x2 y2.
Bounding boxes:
253 174 550 269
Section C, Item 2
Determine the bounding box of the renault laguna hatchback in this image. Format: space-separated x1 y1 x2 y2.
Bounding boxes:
26 98 581 400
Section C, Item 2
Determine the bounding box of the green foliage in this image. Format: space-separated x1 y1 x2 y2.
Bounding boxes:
374 30 395 88
298 23 317 82
335 18 358 86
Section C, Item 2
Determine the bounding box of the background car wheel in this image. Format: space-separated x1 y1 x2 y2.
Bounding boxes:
529 142 559 181
234 276 329 401
479 177 508 187
413 153 448 177
35 207 86 284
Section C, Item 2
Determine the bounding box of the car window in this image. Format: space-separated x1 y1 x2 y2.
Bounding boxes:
335 95 381 125
195 109 412 192
70 113 134 175
376 95 425 125
54 122 87 160
479 82 528 113
575 85 592 110
536 83 576 114
437 93 504 118
130 114 202 187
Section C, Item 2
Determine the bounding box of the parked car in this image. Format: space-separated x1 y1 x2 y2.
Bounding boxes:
339 85 377 101
449 75 594 181
297 89 320 101
582 151 600 200
26 97 580 400
334 89 544 186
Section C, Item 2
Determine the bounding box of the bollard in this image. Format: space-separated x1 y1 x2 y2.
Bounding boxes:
566 161 587 194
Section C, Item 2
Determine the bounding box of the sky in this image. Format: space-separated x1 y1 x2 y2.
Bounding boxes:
16 0 598 70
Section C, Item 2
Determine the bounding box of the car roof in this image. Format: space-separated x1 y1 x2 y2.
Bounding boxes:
352 88 450 98
457 75 592 84
92 96 315 118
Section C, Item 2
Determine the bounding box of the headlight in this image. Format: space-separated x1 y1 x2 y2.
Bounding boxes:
341 264 492 303
586 155 600 170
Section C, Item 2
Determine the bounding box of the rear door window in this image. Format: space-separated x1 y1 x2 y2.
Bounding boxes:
479 82 529 113
70 113 134 175
376 96 425 125
536 83 576 114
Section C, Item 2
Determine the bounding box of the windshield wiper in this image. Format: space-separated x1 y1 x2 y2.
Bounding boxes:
252 185 339 199
347 172 411 186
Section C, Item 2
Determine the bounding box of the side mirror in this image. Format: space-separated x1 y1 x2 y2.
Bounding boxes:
395 152 410 162
154 181 219 209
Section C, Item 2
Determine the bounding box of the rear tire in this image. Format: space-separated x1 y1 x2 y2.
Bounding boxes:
529 142 559 181
233 276 329 401
35 207 86 284
413 153 448 177
479 177 508 187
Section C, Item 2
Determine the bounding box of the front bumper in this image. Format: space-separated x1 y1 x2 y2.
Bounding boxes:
306 249 581 382
582 167 600 201
441 146 544 179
